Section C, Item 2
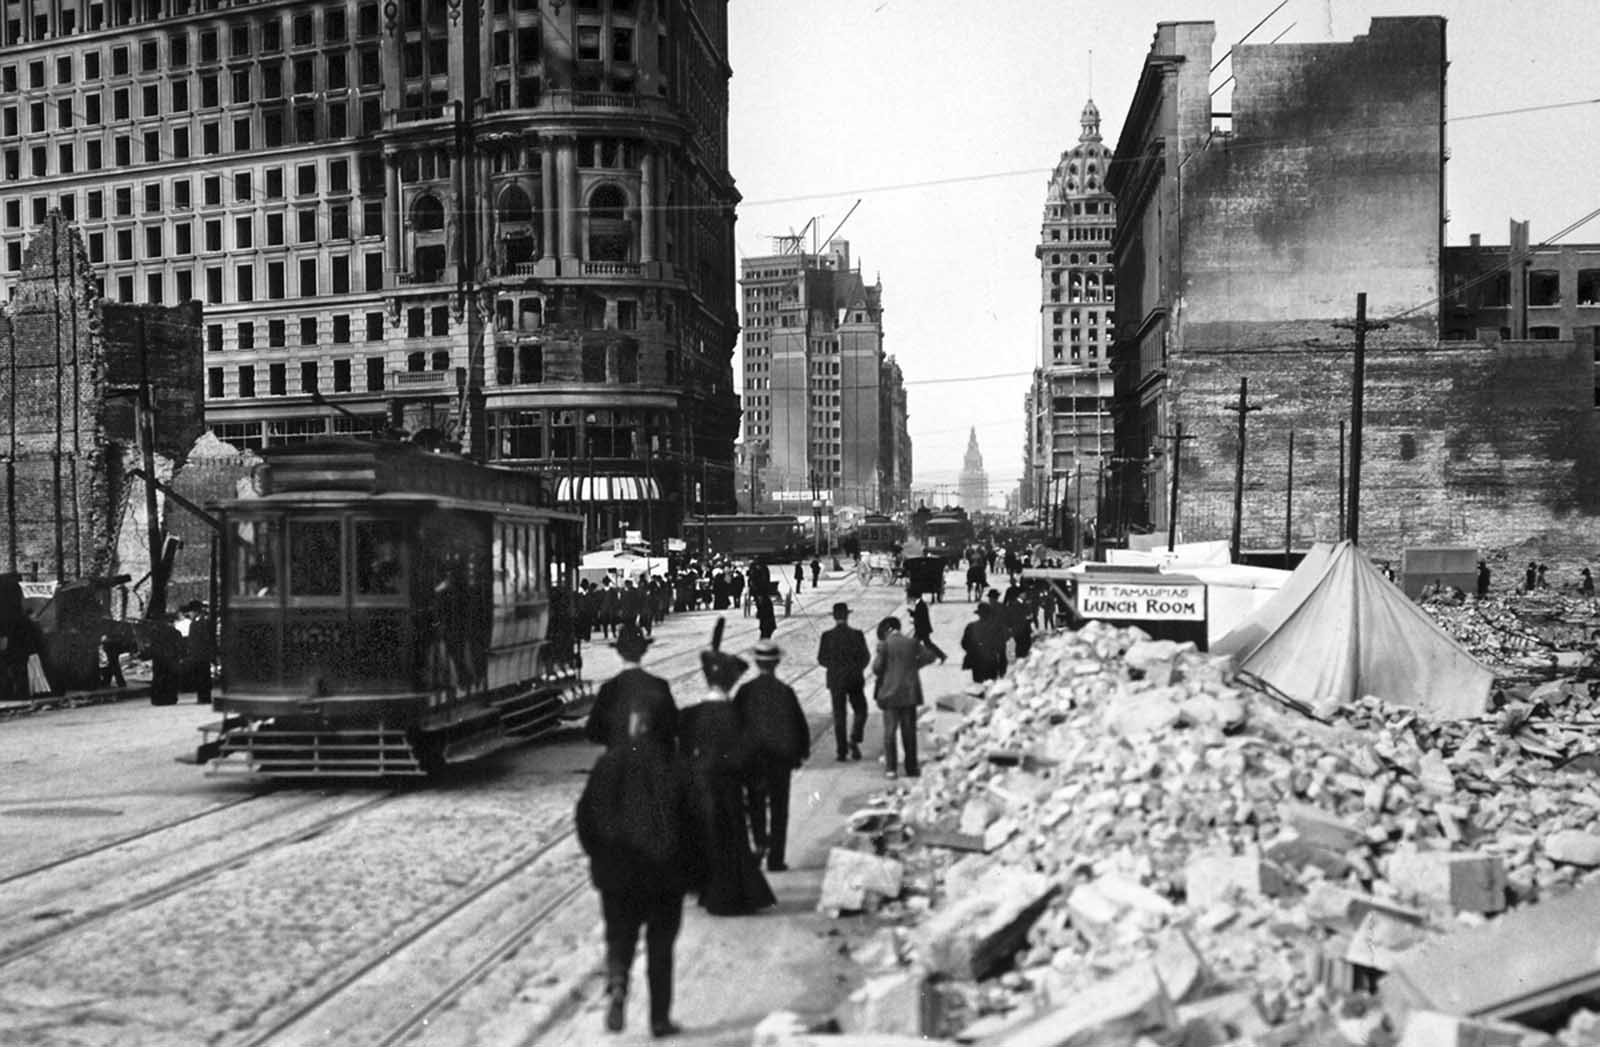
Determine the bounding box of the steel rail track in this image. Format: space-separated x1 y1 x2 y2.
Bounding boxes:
246 586 858 1047
0 793 264 888
0 792 398 970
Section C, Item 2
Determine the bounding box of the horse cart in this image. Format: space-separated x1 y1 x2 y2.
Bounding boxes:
857 552 898 586
901 555 947 602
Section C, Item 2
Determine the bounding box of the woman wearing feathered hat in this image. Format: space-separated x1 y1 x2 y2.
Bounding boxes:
680 618 776 917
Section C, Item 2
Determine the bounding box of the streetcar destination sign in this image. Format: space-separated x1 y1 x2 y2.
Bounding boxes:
1078 580 1206 621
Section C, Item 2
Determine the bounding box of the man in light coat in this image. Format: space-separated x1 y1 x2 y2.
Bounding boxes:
870 616 938 779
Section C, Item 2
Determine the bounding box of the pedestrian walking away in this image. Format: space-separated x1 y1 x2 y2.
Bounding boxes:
816 601 871 761
682 619 777 917
575 711 700 1037
733 639 810 873
909 593 948 664
585 625 679 751
809 557 821 588
871 616 937 779
961 602 1010 684
1476 560 1491 600
794 561 805 594
1582 567 1595 597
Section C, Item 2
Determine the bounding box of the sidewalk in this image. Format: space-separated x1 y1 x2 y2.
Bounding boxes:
543 567 980 1046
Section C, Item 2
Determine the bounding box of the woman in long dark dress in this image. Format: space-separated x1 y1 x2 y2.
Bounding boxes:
682 639 776 917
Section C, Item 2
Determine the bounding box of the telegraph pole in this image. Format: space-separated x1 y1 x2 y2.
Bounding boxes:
1073 462 1083 557
1337 420 1346 540
1332 293 1387 544
1284 430 1295 563
1225 377 1261 563
1160 424 1195 553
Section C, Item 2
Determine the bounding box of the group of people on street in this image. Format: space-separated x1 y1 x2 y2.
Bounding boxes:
815 600 943 779
575 620 808 1038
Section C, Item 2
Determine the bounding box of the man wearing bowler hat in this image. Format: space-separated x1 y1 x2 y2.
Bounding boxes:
734 639 809 872
816 602 870 761
586 624 678 751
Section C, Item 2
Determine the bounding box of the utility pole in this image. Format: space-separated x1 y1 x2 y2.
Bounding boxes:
137 314 167 617
1332 292 1387 545
1159 424 1195 553
1073 462 1083 557
1284 430 1295 563
1225 377 1261 563
1337 420 1346 540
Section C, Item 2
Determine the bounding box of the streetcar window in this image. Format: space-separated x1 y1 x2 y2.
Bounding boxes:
232 518 281 598
288 520 343 597
354 519 405 596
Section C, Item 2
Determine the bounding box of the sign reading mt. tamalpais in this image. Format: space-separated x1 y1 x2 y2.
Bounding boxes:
1077 581 1206 621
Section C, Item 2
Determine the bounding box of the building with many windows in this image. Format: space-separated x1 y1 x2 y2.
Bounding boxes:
0 0 740 546
739 237 910 513
1025 97 1115 528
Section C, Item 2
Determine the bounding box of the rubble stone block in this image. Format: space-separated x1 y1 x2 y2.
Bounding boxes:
959 798 999 837
1184 852 1287 910
836 968 929 1038
917 871 1055 981
1280 802 1367 851
1266 831 1353 878
1344 910 1434 972
1152 927 1211 1004
1398 1010 1536 1047
987 770 1055 810
1125 639 1186 672
987 960 1178 1047
819 847 905 915
1385 847 1506 914
1542 829 1600 867
1104 691 1184 737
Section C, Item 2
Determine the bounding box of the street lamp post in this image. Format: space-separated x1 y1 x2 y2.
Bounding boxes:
810 471 823 558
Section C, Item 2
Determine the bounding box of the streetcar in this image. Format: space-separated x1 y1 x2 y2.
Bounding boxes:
193 438 586 777
849 513 905 554
681 514 806 561
922 508 975 568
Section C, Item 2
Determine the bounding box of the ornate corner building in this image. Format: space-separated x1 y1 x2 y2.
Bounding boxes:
0 0 740 545
1024 98 1115 528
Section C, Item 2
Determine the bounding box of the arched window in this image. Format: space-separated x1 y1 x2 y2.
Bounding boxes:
413 194 445 231
586 183 630 262
499 185 533 224
410 193 447 281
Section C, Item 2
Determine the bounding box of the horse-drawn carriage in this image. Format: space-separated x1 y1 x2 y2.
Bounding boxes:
901 555 947 602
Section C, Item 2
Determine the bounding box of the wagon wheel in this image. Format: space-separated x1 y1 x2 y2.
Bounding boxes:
857 561 871 584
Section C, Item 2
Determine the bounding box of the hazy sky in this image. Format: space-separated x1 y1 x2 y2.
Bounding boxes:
726 0 1600 496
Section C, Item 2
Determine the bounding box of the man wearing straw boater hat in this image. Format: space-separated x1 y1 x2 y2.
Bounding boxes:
585 623 677 751
734 638 809 873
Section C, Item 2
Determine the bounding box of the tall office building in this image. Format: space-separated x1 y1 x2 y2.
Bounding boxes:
0 0 740 543
1026 98 1116 523
739 237 909 513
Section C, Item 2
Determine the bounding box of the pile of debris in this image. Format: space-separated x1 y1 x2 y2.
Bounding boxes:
1423 594 1600 680
814 621 1600 1047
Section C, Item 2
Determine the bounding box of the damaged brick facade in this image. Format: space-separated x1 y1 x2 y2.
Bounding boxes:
0 214 204 585
1108 17 1600 557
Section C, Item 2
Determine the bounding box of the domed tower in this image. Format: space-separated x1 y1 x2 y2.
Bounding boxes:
1029 98 1117 524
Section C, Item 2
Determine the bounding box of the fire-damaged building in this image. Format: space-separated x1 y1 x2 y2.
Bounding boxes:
1105 17 1600 557
0 213 208 595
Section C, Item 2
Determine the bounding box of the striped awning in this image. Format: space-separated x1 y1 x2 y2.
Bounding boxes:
556 475 661 503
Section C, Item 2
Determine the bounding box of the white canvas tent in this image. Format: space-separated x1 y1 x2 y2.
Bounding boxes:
1213 541 1494 719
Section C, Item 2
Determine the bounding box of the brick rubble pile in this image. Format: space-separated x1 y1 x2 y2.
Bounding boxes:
817 621 1600 1047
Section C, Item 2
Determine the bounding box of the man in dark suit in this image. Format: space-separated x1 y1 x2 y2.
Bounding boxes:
585 625 678 751
734 639 810 873
816 601 870 761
